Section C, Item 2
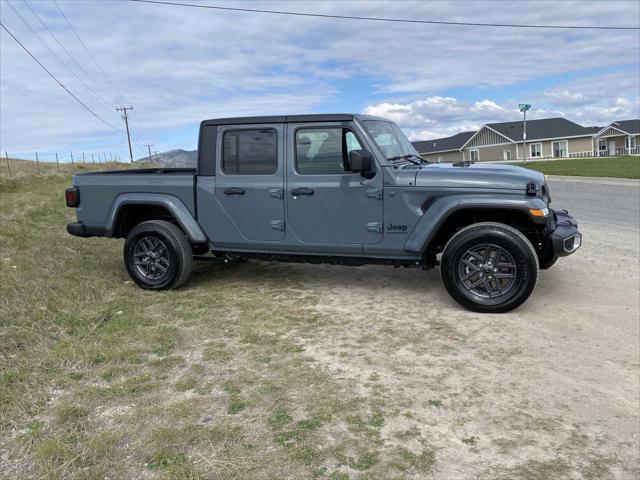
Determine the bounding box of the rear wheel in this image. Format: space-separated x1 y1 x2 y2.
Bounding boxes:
440 222 538 313
124 220 193 290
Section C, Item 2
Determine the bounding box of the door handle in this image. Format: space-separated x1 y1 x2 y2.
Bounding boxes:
291 187 314 196
224 187 245 195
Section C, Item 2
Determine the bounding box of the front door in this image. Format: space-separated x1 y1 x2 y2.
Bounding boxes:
215 124 285 242
608 140 616 156
286 122 383 248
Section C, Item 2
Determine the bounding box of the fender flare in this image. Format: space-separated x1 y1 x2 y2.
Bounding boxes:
403 194 547 254
106 193 208 243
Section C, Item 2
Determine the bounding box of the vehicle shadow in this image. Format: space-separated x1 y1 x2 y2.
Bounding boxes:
187 258 444 297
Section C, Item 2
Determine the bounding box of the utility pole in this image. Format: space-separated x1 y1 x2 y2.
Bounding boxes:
116 106 134 163
35 152 40 175
145 144 153 163
70 151 74 166
154 151 159 162
55 152 60 171
519 103 531 163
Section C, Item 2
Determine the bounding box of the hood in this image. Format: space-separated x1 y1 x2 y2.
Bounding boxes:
413 162 544 191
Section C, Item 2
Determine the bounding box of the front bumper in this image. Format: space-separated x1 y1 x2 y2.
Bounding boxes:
548 209 582 256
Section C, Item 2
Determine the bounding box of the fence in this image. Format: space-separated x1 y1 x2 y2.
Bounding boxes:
568 147 640 158
2 150 139 179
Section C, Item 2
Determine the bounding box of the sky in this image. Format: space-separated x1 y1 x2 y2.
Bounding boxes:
1 0 639 161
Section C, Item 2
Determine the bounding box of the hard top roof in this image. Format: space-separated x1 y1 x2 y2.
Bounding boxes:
200 114 389 126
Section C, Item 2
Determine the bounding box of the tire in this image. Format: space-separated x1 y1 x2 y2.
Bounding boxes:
124 220 193 290
440 222 539 313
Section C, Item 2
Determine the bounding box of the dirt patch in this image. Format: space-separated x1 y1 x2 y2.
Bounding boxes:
293 217 640 478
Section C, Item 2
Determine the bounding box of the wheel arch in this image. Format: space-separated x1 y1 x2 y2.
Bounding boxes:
107 193 207 243
404 195 547 255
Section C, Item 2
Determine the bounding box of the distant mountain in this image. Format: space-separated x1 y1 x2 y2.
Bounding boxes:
136 149 196 168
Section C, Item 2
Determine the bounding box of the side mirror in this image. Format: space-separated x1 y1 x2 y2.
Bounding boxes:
348 149 374 178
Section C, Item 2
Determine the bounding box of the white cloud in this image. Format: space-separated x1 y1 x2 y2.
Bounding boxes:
366 92 640 141
0 0 638 155
364 96 518 139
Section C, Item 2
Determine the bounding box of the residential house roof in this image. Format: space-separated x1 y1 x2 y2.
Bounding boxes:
486 117 593 142
412 131 475 153
609 119 640 135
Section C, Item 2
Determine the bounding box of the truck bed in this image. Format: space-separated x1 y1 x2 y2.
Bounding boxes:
71 169 197 236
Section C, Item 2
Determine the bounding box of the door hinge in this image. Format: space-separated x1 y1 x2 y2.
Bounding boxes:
269 188 284 199
367 222 383 233
366 188 383 200
271 220 285 231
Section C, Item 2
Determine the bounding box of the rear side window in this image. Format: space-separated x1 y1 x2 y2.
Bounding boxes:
295 127 362 174
222 128 277 174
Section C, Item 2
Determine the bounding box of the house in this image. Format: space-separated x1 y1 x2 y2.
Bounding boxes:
594 119 640 156
413 117 640 162
411 131 474 163
414 117 595 162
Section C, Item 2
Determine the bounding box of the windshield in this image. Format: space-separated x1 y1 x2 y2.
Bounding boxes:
361 120 418 159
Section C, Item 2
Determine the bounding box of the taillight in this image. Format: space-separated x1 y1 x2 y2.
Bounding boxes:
65 187 79 207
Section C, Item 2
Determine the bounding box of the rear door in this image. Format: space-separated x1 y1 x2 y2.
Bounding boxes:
285 122 383 248
214 124 285 242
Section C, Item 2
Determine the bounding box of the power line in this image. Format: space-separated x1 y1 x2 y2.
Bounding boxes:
129 0 640 31
52 0 151 148
5 1 120 121
0 22 123 132
52 0 128 103
50 0 151 150
22 0 118 109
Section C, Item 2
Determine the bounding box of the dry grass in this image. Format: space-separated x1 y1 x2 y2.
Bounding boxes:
0 163 431 479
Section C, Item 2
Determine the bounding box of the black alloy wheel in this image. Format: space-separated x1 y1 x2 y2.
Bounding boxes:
441 222 539 313
124 220 193 290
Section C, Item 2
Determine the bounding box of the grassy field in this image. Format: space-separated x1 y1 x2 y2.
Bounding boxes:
0 162 435 479
512 155 640 179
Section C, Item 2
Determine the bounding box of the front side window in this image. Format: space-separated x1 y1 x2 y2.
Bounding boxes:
222 128 277 174
470 149 480 162
553 140 568 158
530 143 542 158
361 120 417 159
295 128 361 174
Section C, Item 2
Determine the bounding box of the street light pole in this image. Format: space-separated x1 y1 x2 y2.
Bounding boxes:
519 103 531 163
523 108 527 163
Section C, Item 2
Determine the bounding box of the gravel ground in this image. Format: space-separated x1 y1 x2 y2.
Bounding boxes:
292 177 640 478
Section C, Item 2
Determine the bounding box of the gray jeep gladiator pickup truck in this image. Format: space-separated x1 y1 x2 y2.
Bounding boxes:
66 114 581 312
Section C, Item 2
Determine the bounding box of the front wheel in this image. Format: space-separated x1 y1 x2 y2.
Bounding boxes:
440 222 539 313
124 220 193 290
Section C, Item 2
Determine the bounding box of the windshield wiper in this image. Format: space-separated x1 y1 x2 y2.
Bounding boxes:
386 154 428 165
405 153 430 164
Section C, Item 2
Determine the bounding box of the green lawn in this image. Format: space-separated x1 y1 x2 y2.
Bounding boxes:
511 156 640 179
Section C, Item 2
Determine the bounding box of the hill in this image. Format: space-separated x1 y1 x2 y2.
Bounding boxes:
135 148 196 168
